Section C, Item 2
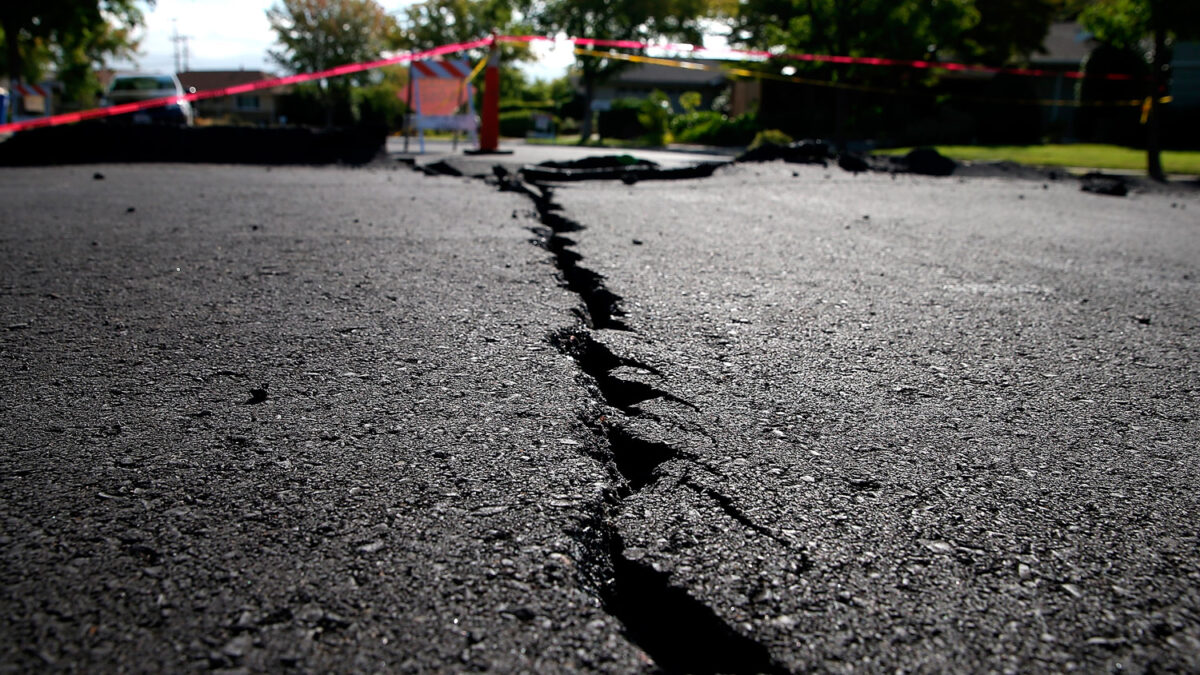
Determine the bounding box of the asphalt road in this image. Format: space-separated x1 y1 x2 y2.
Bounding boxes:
1 156 1198 673
549 163 1200 673
0 165 648 672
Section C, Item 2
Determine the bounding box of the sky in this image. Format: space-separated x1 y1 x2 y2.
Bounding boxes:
111 0 573 79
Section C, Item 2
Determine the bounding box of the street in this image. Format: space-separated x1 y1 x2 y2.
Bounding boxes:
1 154 1198 672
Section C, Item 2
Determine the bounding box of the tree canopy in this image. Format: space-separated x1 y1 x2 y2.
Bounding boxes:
267 0 401 126
1077 0 1200 179
1 0 147 106
398 0 523 52
266 0 399 84
517 0 714 140
734 0 1012 64
1079 0 1200 49
962 0 1065 65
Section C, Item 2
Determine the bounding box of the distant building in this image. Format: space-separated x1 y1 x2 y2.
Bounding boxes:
177 70 288 125
579 60 735 113
1171 42 1200 109
1028 21 1101 138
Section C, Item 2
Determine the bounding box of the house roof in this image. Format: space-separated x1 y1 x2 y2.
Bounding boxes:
178 70 287 94
606 61 727 88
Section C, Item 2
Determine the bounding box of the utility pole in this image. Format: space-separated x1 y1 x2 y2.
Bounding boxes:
172 19 181 73
171 20 192 74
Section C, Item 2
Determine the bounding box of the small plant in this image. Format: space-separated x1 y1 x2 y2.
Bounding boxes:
748 129 794 150
670 110 759 146
638 90 673 146
498 109 561 137
679 91 702 114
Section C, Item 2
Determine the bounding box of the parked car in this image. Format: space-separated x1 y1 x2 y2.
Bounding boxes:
104 73 194 126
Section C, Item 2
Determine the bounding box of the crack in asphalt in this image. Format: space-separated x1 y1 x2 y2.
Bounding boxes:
501 174 790 674
520 183 631 331
548 328 696 415
411 161 791 672
678 476 811 560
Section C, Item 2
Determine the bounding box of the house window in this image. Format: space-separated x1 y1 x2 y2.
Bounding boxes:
234 95 261 111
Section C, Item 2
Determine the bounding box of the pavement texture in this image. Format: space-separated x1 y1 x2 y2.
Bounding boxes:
2 155 1198 673
0 165 647 672
545 163 1200 673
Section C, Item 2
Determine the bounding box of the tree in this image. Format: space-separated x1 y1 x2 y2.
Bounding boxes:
266 0 400 126
731 0 1072 69
961 0 1064 65
399 0 520 52
518 0 713 143
731 0 982 146
1079 0 1200 180
733 0 980 59
0 0 146 110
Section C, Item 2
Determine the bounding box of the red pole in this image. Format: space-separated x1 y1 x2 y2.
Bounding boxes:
479 33 500 152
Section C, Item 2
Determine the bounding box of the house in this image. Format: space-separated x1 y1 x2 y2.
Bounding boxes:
1026 22 1199 146
177 70 288 125
1028 22 1101 138
584 60 730 113
1171 42 1200 108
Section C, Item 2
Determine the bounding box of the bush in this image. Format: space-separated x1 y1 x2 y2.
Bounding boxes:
499 98 555 112
498 109 560 137
671 110 759 146
598 99 644 139
558 116 580 135
748 129 794 150
679 91 702 114
353 82 407 131
637 90 673 146
670 110 723 136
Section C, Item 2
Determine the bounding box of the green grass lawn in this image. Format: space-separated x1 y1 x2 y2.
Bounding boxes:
878 144 1200 175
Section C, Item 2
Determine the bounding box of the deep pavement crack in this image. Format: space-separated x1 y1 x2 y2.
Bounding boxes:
602 534 788 675
416 163 791 673
549 328 695 414
519 183 631 331
510 175 789 674
604 423 689 491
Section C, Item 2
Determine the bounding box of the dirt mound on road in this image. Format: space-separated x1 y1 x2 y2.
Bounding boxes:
736 140 833 165
535 155 659 171
875 147 958 176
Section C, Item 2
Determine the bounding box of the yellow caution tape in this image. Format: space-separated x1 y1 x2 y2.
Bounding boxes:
465 54 489 84
1138 96 1173 123
453 54 490 113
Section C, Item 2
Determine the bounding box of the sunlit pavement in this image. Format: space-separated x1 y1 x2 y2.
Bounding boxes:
385 135 737 168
